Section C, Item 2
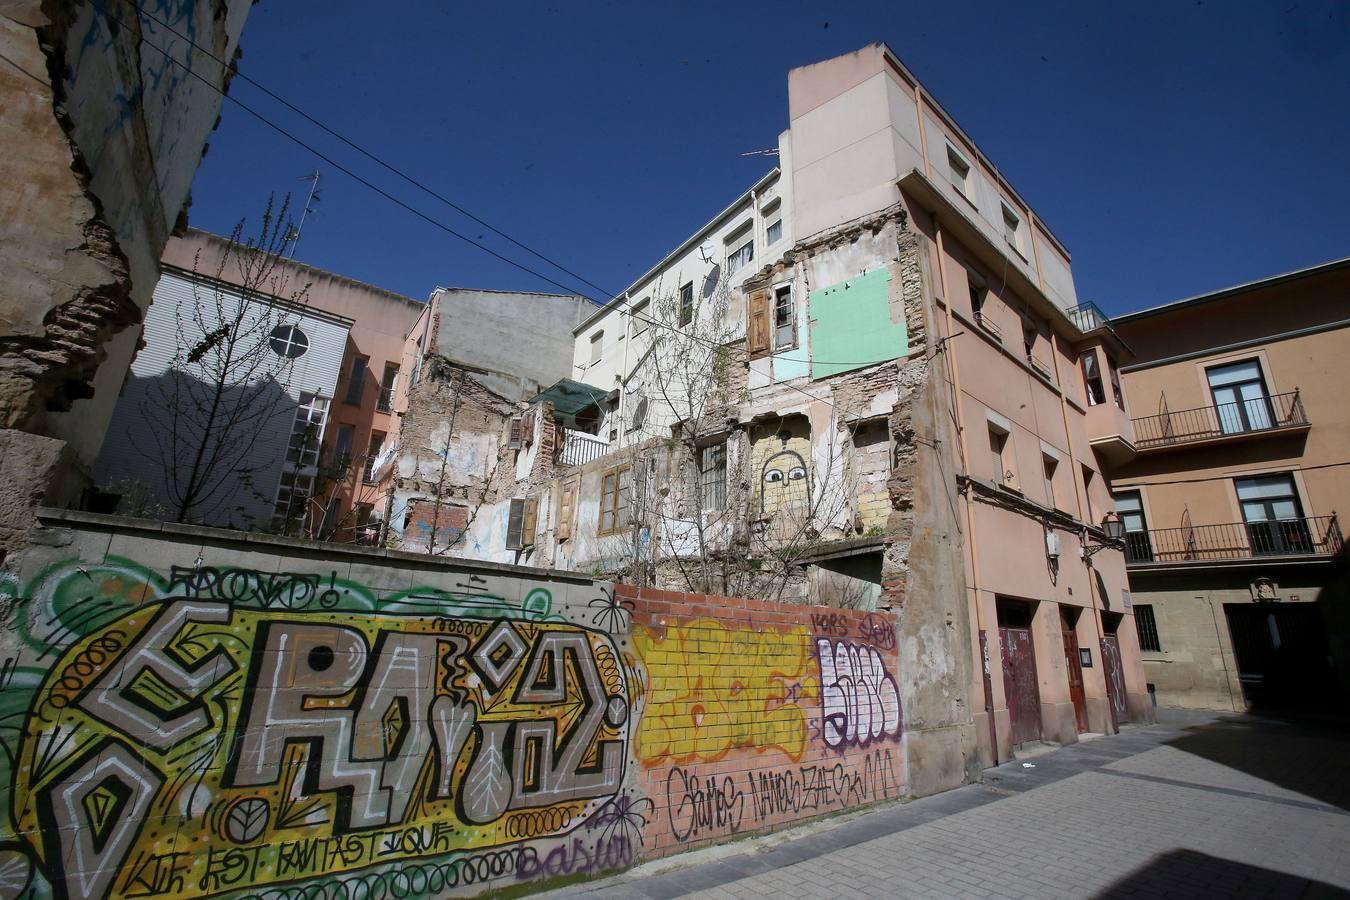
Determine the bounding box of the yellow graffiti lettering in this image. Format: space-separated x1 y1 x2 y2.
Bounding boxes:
634 619 815 766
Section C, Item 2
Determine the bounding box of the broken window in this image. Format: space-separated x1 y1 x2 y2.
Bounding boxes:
773 284 796 350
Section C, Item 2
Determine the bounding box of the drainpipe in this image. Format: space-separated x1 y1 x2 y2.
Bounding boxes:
933 221 999 765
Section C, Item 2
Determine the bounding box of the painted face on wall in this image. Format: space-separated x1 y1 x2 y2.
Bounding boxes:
761 449 809 513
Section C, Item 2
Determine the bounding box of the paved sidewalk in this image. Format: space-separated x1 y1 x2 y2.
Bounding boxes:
544 710 1350 899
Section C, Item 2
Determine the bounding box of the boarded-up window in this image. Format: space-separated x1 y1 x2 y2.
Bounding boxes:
747 289 770 356
506 498 526 550
557 478 578 539
599 467 630 536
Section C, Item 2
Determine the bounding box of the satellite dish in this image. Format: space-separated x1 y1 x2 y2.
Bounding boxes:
630 396 648 430
698 240 716 263
702 264 722 299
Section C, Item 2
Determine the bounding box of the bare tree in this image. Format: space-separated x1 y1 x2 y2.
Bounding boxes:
617 271 861 600
134 197 312 525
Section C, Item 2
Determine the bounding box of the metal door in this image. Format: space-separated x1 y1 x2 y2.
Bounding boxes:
999 626 1042 746
1062 628 1089 733
1101 634 1129 727
1224 603 1339 709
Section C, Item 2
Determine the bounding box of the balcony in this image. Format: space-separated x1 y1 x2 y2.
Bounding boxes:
1131 391 1308 451
1067 301 1116 336
1124 515 1342 567
554 427 608 468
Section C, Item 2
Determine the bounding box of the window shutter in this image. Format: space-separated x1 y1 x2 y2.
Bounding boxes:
522 409 536 446
506 498 525 549
508 416 523 449
522 496 539 547
557 479 577 540
748 289 771 356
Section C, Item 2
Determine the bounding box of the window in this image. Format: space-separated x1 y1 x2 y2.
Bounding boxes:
967 270 987 316
1081 465 1096 523
268 324 309 359
747 288 771 356
334 424 355 466
946 144 972 198
726 237 754 272
1113 490 1153 563
699 442 727 511
1134 605 1162 652
766 219 783 245
589 331 603 366
363 430 386 483
1080 350 1107 406
598 466 631 535
286 393 329 468
1042 453 1058 509
271 470 314 532
630 299 650 339
344 357 368 406
679 282 694 327
1235 474 1312 556
378 363 399 412
772 284 796 349
1107 356 1125 411
1001 202 1024 256
506 497 538 550
987 423 1015 489
353 503 376 545
1207 359 1272 434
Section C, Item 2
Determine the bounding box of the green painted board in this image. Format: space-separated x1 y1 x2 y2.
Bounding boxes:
809 268 907 379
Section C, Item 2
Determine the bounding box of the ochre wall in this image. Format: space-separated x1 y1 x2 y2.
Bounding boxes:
0 512 910 898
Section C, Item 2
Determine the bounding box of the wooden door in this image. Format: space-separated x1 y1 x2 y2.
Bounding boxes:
999 626 1043 746
1062 628 1089 733
1101 634 1129 727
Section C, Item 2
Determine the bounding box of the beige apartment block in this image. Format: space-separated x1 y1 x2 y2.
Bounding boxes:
1108 258 1350 712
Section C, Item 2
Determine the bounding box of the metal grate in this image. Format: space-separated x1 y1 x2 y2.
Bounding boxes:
1134 604 1162 652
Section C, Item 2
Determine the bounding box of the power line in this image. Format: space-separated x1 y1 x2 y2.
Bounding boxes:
120 0 619 303
109 1 915 383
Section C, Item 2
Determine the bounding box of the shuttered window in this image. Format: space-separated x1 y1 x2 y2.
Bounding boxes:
506 498 526 550
508 416 523 449
747 289 770 356
557 478 578 540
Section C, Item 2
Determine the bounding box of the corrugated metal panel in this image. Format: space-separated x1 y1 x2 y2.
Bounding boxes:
96 269 351 529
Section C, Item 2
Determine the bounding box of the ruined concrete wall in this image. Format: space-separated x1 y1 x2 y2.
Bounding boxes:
0 509 912 898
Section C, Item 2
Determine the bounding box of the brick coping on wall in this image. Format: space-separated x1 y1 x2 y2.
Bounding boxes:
33 507 596 584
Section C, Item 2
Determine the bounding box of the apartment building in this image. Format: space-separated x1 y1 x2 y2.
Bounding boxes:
96 229 423 535
391 43 1152 768
1107 259 1350 712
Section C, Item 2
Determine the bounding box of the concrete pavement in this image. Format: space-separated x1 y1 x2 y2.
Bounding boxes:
543 709 1350 899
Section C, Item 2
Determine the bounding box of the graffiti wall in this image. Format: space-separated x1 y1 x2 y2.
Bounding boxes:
0 518 907 898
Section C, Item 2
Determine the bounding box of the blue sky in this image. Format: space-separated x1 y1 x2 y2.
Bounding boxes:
185 0 1350 316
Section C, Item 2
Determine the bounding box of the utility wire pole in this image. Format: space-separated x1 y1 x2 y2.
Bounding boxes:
288 169 322 257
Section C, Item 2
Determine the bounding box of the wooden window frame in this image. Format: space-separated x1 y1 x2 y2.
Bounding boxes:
598 466 630 536
678 283 694 328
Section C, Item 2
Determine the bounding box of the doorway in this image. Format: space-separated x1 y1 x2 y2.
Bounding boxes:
1061 607 1089 733
998 598 1042 747
1100 612 1129 728
1224 603 1339 710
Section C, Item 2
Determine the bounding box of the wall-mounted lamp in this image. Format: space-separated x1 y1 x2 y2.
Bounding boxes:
1081 512 1126 559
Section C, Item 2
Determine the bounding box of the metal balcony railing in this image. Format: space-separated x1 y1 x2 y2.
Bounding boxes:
1067 301 1115 335
1131 390 1307 449
1123 514 1342 565
974 310 1002 343
554 427 609 468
